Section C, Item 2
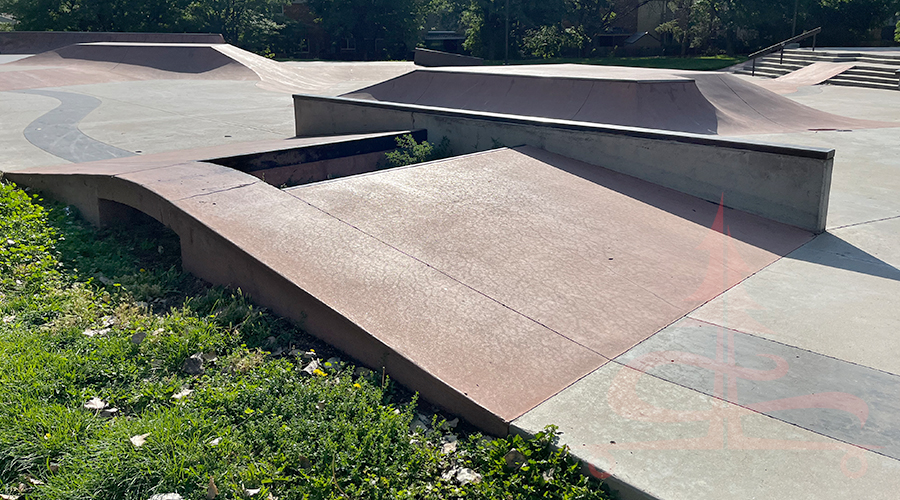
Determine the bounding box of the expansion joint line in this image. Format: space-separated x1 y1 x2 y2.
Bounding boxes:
294 195 609 358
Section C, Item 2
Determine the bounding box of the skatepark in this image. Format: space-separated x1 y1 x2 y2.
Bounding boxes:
3 33 900 499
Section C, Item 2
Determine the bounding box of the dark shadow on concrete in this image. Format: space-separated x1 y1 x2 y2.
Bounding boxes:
15 89 136 163
209 130 426 188
786 232 900 282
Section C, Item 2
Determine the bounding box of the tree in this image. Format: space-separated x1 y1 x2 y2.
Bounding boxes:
305 0 425 59
458 0 567 59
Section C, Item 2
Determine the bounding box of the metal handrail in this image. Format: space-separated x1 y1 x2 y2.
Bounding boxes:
749 27 822 76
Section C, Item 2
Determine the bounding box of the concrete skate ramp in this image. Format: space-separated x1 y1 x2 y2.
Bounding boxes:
2 142 813 435
0 31 225 54
347 65 888 135
754 62 855 95
1 42 414 94
10 42 258 80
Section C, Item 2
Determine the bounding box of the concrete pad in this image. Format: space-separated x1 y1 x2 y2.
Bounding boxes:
513 362 900 500
785 84 900 122
0 90 70 171
292 146 811 359
16 89 136 163
689 227 900 375
827 216 900 269
618 317 900 460
67 80 295 156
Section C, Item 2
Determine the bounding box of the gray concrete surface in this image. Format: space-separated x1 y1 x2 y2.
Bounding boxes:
0 80 296 170
617 317 900 460
513 363 900 500
0 90 71 170
17 89 136 162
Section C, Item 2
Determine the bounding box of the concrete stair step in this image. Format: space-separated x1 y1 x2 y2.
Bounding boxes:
843 69 898 81
826 77 897 91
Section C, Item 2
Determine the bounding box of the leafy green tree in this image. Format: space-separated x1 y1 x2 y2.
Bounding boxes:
305 0 425 59
522 24 585 58
179 0 286 51
458 0 567 59
807 0 899 46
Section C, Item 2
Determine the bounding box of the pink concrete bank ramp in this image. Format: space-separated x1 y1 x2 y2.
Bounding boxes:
345 65 890 135
0 42 413 94
5 140 812 434
754 62 856 95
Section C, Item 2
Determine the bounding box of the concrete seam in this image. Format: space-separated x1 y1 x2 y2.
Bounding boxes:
599 358 897 461
828 213 900 231
290 192 612 358
172 180 260 202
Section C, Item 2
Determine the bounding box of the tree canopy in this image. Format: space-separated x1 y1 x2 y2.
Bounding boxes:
0 0 897 58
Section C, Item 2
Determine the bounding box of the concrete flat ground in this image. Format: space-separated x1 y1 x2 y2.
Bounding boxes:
3 46 900 500
514 82 900 499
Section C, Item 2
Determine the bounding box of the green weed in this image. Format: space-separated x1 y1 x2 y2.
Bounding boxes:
382 135 452 169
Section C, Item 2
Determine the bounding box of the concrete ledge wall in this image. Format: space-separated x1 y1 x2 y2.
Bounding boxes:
414 48 484 67
293 94 834 232
0 31 226 54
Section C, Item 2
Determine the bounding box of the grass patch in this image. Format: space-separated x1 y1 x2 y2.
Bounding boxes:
0 181 616 499
485 55 745 71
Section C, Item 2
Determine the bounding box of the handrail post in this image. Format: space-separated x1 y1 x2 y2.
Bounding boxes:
752 58 756 76
780 44 784 65
812 34 816 51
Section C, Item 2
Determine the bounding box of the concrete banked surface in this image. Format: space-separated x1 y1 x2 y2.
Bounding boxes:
7 39 900 500
344 65 893 135
5 139 813 437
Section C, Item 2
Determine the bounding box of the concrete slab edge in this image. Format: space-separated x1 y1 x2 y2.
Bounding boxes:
292 94 834 232
509 421 660 500
293 94 835 160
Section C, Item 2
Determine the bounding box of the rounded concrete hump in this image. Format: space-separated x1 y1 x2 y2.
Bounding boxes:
11 42 258 81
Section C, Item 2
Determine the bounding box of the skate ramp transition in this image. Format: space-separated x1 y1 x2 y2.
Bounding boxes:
3 139 814 437
1 42 386 93
0 31 225 54
344 65 888 136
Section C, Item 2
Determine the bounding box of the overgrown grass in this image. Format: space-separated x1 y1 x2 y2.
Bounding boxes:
486 55 745 71
0 181 615 500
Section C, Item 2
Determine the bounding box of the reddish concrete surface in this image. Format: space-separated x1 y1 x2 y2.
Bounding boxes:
755 62 856 95
0 42 412 94
1 43 257 91
0 31 224 54
346 66 890 135
291 146 813 358
3 141 812 435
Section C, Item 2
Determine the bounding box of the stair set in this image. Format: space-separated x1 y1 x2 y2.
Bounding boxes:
735 48 900 91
